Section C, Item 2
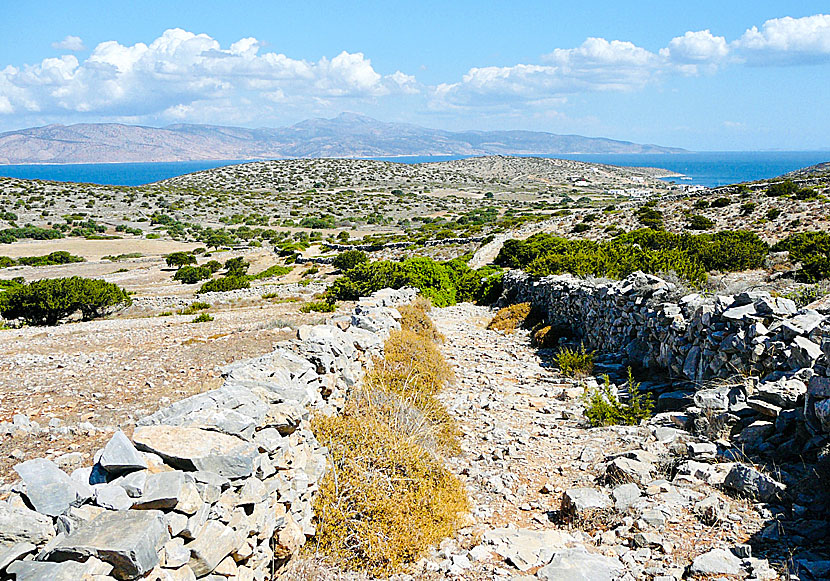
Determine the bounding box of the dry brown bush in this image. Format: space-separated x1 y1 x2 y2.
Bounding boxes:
487 302 532 333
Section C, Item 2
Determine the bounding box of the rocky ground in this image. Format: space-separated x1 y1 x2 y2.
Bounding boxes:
404 303 806 580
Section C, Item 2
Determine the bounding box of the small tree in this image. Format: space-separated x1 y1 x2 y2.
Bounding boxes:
165 251 195 269
223 257 250 277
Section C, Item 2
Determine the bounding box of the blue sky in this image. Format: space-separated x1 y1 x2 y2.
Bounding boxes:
1 1 828 150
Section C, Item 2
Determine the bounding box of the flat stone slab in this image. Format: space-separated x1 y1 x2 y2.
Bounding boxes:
8 557 113 581
0 542 36 573
133 425 258 479
537 546 624 581
40 509 169 580
0 502 55 545
482 528 574 571
14 458 89 517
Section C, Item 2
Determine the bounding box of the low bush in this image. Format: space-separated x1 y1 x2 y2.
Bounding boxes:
773 231 830 282
554 343 594 378
0 226 63 244
496 229 769 286
327 256 502 307
14 251 86 267
196 276 250 294
0 277 131 325
584 370 654 427
178 301 211 315
250 264 292 280
397 297 444 343
332 249 368 272
487 302 532 333
300 300 336 313
687 215 714 230
223 257 250 277
190 312 214 323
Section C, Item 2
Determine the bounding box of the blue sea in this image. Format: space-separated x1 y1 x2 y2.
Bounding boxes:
0 151 827 188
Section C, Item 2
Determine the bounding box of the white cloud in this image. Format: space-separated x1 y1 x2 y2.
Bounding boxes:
51 35 86 52
734 14 830 64
661 30 729 74
0 28 411 123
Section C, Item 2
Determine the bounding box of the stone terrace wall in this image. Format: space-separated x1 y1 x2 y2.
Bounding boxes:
0 287 416 581
502 270 830 441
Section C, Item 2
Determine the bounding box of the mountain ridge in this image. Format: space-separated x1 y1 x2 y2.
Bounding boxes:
0 113 685 164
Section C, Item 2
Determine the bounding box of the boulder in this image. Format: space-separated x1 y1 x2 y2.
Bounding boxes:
757 377 807 408
7 557 113 580
689 548 742 576
561 488 611 519
40 510 169 580
98 430 148 474
187 520 241 577
0 542 36 573
14 458 90 517
722 464 785 502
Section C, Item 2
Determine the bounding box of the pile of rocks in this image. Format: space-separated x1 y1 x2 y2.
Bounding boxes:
502 270 830 457
0 287 416 581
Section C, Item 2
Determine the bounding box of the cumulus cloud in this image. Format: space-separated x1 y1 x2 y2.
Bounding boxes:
51 35 86 52
0 28 412 122
734 14 830 64
661 30 729 74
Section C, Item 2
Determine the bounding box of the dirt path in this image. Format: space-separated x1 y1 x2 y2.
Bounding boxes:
417 303 774 580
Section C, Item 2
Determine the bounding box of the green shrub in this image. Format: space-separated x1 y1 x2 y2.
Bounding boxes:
773 232 830 282
332 249 368 272
584 370 654 427
204 260 222 273
710 197 731 208
250 264 292 280
173 265 212 284
687 215 715 230
766 180 797 197
14 251 86 267
0 277 131 325
190 312 214 323
554 343 594 378
301 300 337 313
327 256 501 307
766 208 782 220
178 301 211 315
740 202 756 216
197 276 250 294
495 229 769 285
0 226 63 244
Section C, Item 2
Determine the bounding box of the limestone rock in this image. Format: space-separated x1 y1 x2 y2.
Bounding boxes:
722 464 785 502
41 510 169 580
537 546 624 581
98 430 148 474
0 502 55 545
133 425 257 479
689 548 742 576
14 458 90 517
482 528 574 571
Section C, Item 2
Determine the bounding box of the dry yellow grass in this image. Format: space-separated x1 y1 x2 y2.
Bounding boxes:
486 302 532 333
307 298 467 575
397 296 445 343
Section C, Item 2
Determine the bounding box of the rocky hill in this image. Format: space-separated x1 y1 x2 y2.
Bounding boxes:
0 113 684 164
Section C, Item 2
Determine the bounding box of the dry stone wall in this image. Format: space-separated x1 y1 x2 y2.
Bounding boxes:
0 287 416 581
502 270 830 448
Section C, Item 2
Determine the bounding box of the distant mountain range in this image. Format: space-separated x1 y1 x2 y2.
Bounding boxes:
0 113 685 164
